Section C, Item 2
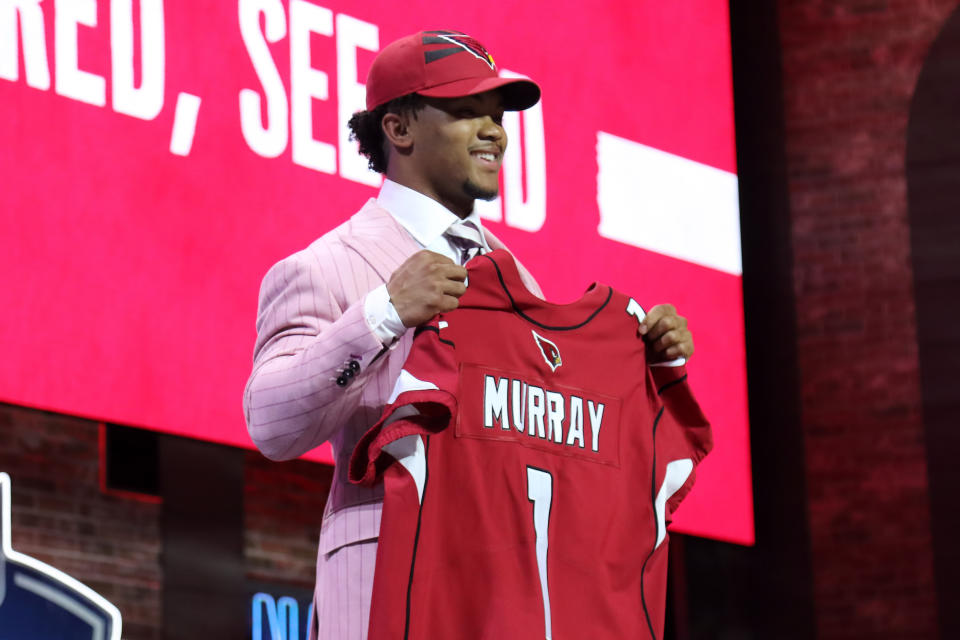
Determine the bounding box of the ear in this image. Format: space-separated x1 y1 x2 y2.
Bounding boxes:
381 112 414 152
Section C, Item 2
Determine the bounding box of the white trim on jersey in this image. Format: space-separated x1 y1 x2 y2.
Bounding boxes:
382 435 428 504
654 459 694 548
387 370 439 404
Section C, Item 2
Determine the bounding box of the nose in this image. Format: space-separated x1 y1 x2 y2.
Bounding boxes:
478 116 506 144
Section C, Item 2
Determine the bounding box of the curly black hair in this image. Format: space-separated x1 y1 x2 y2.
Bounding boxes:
347 94 426 174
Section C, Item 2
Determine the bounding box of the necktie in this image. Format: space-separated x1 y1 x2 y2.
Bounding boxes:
445 221 485 265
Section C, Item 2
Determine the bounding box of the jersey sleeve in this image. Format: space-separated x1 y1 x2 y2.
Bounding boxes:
653 365 714 516
348 316 460 487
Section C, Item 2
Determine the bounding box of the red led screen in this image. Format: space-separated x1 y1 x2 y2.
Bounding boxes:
0 0 752 544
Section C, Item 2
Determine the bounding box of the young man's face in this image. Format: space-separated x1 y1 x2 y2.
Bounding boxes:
405 90 507 217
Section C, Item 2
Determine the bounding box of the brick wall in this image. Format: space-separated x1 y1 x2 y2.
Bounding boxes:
0 402 332 639
776 0 958 636
0 403 163 640
244 451 332 589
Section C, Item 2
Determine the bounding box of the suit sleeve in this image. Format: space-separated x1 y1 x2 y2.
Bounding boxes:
243 241 391 460
349 318 459 486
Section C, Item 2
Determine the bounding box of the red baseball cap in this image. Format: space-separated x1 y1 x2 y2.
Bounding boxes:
365 30 541 111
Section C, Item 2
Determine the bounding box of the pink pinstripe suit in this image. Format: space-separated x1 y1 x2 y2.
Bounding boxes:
244 198 540 640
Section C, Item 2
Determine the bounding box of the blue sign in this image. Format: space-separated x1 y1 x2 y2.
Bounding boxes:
0 472 122 639
251 592 314 640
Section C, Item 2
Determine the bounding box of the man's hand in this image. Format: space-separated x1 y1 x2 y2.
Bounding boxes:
387 250 468 327
637 304 694 362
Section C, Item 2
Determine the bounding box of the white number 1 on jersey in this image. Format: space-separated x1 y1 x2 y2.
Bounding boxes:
525 299 647 640
527 466 553 640
626 297 646 325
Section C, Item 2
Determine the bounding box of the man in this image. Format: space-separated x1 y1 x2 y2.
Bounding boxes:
244 29 693 640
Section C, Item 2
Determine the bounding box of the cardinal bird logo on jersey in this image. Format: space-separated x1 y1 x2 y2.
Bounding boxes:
422 31 497 70
532 331 562 372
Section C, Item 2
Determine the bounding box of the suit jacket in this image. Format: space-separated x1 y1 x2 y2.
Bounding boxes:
244 198 542 583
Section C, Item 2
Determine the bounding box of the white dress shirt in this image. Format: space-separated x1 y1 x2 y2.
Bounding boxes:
363 179 491 344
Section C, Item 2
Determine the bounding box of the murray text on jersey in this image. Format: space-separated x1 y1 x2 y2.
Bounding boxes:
457 363 622 468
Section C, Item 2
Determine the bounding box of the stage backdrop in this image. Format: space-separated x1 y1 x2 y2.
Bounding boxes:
0 0 753 545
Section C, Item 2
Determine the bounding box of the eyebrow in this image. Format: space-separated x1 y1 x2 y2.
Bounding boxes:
430 94 505 114
462 93 505 109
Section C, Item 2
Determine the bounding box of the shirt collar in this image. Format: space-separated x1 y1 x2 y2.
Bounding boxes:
376 179 488 249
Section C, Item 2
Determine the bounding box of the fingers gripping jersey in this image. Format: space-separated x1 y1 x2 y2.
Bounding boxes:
349 250 712 640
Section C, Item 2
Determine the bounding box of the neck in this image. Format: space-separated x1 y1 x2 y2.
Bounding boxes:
384 173 473 220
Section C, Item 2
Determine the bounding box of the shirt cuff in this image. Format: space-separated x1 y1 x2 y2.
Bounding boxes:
651 357 687 368
364 284 407 345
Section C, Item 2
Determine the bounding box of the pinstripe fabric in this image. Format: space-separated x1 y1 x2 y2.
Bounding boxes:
313 517 379 640
245 198 542 640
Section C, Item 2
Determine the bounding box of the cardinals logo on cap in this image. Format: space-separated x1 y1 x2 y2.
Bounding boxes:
532 330 562 372
422 30 497 70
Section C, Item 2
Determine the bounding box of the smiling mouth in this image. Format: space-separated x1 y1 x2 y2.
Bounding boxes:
472 151 500 164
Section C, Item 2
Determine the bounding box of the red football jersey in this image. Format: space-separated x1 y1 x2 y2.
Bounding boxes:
350 250 712 640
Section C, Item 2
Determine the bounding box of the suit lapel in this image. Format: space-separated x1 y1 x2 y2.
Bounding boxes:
341 199 420 282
